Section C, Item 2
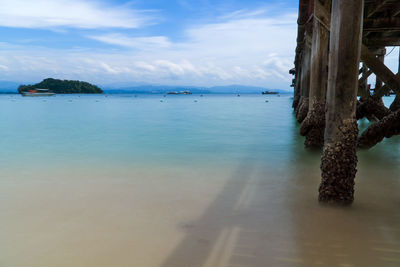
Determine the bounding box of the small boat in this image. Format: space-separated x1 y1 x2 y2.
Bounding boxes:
262 91 278 95
21 88 55 96
167 91 192 95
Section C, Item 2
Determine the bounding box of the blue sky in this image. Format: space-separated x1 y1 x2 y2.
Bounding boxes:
0 0 397 89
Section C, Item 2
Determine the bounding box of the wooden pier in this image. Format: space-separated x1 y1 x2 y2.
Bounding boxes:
291 0 400 204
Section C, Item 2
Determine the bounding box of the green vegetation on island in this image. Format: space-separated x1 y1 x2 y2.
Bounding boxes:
18 78 103 94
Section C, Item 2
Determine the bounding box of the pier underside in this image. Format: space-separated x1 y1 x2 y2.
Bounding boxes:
291 0 400 204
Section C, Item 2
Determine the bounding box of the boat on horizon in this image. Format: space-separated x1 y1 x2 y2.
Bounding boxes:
21 88 55 97
167 91 192 95
262 91 278 95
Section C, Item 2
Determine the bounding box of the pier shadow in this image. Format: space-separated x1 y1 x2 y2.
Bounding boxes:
160 153 312 267
160 111 400 267
161 158 258 267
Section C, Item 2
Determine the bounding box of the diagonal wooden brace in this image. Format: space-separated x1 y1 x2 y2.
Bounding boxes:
361 45 400 96
374 72 400 99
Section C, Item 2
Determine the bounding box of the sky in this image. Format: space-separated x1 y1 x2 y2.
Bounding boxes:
0 0 301 89
0 0 398 89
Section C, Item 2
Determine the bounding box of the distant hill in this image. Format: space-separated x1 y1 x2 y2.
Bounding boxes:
207 85 288 94
18 78 103 94
0 81 20 93
104 85 210 94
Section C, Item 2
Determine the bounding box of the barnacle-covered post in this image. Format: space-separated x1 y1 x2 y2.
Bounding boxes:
300 0 331 148
319 0 364 204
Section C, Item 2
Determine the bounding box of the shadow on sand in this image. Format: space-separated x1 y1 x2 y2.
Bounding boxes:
160 114 400 267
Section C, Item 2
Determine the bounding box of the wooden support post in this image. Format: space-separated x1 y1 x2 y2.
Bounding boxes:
300 0 331 148
374 48 386 92
296 36 312 123
293 67 302 109
359 64 371 99
293 0 311 110
390 49 400 111
319 0 364 205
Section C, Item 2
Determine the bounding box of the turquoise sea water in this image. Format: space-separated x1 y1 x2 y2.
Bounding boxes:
1 94 398 170
0 94 300 170
2 94 400 267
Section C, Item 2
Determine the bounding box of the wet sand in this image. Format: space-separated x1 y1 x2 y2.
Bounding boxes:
1 150 400 267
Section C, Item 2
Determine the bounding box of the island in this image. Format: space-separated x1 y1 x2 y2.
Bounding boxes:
18 78 103 94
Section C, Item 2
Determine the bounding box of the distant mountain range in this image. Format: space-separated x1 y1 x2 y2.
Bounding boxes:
102 84 290 94
0 80 290 94
0 81 20 93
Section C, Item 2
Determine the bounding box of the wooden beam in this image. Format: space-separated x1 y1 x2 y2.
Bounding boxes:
364 36 400 47
373 72 400 98
392 3 400 17
314 0 331 29
366 0 389 18
364 18 400 32
361 45 400 94
359 69 373 85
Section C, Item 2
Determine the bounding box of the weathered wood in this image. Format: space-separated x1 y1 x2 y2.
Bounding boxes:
359 70 373 85
314 0 331 29
361 45 400 94
366 0 389 18
293 0 312 110
375 48 386 92
364 18 400 32
300 0 331 148
296 37 312 123
300 41 312 99
359 64 372 99
319 0 364 205
373 72 400 98
390 49 400 111
364 37 400 47
394 4 400 17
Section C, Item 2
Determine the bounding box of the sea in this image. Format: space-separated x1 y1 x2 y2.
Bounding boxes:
1 93 400 267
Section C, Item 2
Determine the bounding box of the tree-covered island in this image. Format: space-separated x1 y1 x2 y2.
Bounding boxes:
18 78 103 94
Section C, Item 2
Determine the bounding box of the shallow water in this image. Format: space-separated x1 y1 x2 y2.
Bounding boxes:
0 94 400 266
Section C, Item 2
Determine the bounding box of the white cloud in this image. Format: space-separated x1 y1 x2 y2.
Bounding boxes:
0 8 298 88
89 34 172 49
0 64 9 70
0 0 150 29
